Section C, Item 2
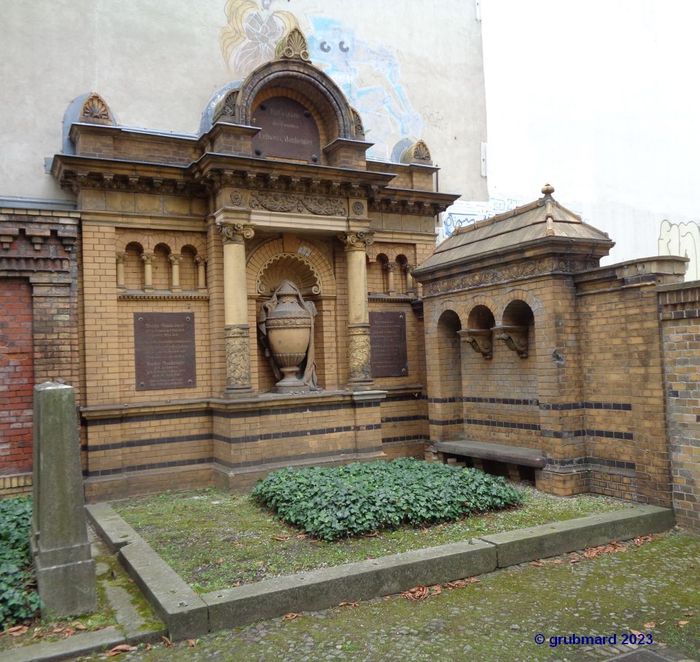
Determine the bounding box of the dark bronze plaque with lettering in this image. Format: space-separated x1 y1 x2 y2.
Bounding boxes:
134 313 196 390
252 96 321 162
370 311 408 378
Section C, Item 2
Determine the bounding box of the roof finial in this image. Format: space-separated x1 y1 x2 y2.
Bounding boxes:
541 183 555 197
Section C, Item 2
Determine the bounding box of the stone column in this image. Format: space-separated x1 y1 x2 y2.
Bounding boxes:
384 262 395 294
32 382 96 618
195 255 207 290
115 252 125 289
339 231 374 389
219 223 255 395
169 253 182 291
405 264 415 293
141 252 153 290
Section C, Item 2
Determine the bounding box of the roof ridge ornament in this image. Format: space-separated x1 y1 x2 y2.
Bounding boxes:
275 27 311 63
541 183 555 198
80 93 115 125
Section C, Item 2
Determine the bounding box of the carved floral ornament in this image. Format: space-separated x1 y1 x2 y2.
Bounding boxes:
80 93 113 124
217 223 255 244
275 27 311 62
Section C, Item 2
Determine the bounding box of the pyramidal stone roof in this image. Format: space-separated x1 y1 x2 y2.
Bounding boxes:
415 184 614 276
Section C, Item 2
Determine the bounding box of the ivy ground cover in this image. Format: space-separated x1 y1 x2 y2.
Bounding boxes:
114 462 628 593
252 459 522 540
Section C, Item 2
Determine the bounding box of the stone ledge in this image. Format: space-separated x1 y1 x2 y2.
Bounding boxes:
118 542 209 641
85 503 145 552
202 539 496 631
1 626 124 662
481 505 675 567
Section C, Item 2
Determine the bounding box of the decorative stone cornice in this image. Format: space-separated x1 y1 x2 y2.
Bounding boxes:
422 256 599 297
338 231 374 251
249 190 346 216
217 223 255 244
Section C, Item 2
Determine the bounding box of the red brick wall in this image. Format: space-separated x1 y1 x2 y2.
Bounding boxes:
0 279 33 474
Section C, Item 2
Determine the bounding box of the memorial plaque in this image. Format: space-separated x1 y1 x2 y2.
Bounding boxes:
134 313 196 390
370 311 408 378
252 96 321 162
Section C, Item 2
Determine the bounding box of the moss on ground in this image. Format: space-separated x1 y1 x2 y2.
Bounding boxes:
0 547 162 652
84 531 700 661
113 485 626 592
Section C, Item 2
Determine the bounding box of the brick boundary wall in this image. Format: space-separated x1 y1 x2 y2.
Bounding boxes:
0 279 34 475
659 281 700 530
0 208 80 497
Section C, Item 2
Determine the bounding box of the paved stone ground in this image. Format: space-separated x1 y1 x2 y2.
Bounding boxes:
80 531 699 662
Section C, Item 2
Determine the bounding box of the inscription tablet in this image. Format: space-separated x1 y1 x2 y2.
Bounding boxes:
370 311 408 378
252 96 321 162
134 312 196 390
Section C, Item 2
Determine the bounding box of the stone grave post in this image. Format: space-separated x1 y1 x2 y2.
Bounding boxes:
32 381 96 617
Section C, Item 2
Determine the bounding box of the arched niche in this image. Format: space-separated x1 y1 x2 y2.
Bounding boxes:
496 299 534 359
462 305 496 359
436 309 463 399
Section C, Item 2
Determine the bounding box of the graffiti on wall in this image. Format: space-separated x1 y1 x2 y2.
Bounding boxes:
658 220 699 281
219 0 424 161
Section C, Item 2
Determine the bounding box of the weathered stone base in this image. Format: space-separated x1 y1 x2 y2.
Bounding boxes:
35 555 97 619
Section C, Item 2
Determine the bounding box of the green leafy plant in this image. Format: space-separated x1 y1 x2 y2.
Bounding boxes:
0 497 40 628
252 458 523 541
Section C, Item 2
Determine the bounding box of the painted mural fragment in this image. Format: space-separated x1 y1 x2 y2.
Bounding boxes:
219 0 424 161
658 219 699 280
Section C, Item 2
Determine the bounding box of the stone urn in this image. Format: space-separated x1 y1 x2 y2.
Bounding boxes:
263 280 313 392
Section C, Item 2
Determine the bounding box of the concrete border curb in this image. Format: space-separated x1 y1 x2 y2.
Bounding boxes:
481 505 674 567
203 538 496 630
1 626 125 662
85 503 675 643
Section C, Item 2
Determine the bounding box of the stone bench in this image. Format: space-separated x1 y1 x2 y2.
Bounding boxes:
430 440 547 469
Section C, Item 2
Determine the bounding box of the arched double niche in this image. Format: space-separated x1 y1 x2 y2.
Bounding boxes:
209 29 365 165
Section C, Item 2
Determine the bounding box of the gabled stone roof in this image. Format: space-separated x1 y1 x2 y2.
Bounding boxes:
415 185 614 276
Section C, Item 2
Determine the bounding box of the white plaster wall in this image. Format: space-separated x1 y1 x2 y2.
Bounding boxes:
0 0 487 204
481 0 700 271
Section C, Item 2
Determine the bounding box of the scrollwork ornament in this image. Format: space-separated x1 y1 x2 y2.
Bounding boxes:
338 231 374 251
217 223 255 244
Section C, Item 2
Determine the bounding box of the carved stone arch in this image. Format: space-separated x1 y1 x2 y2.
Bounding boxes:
234 60 355 141
350 107 365 139
80 93 115 126
246 237 336 297
171 234 207 259
256 253 322 298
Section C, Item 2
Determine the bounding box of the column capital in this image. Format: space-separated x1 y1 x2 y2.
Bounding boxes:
115 251 126 264
338 231 374 251
168 253 182 265
141 252 154 264
218 223 255 244
194 255 207 265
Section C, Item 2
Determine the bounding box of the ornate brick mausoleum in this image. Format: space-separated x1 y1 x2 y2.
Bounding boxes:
1 29 698 530
45 30 455 500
